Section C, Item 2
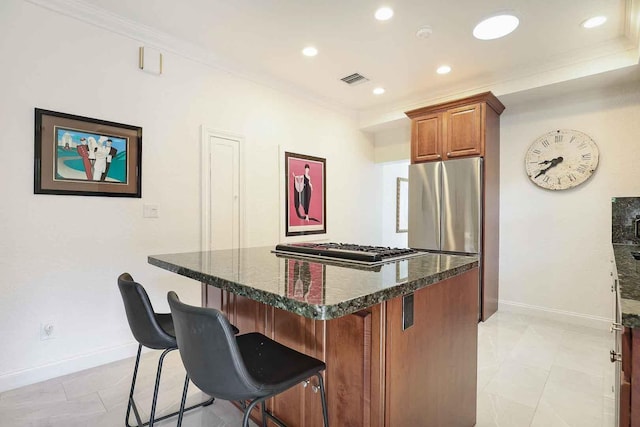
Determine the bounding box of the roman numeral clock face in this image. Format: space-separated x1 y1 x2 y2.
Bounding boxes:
525 129 599 190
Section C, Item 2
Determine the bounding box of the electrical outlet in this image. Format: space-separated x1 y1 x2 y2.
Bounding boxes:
40 322 56 340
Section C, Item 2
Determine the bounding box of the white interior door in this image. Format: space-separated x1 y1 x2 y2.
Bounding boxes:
209 136 240 250
201 129 242 253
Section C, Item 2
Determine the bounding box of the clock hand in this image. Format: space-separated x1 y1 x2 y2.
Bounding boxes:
534 157 564 178
538 156 563 166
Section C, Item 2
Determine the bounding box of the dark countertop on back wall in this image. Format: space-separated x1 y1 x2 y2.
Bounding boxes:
148 246 479 320
613 244 640 328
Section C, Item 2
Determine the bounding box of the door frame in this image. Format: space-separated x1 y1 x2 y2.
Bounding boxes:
200 126 245 303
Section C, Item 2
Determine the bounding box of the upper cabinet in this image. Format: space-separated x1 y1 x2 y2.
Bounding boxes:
406 92 505 164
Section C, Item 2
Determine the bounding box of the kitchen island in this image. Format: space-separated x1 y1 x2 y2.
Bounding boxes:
149 247 479 426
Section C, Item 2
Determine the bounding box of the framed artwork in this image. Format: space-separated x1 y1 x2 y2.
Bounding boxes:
285 152 326 236
396 177 408 233
34 108 142 197
285 259 326 304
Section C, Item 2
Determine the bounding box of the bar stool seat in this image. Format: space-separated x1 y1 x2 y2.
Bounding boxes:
168 291 329 427
117 273 238 427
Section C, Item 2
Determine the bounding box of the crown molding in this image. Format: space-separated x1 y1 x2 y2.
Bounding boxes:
24 0 357 119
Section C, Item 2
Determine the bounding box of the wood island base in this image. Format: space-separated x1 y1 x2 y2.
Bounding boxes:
204 268 479 427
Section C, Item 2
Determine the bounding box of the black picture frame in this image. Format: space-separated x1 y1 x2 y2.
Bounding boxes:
34 108 142 197
285 152 326 237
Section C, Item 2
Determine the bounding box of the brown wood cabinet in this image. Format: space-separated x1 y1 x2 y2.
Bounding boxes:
412 112 443 162
620 327 640 427
446 102 482 158
203 268 479 426
407 94 503 163
406 92 504 321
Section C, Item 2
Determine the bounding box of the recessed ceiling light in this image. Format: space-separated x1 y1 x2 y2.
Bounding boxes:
473 14 519 40
582 16 607 29
302 46 318 57
436 65 451 75
375 7 394 21
373 87 385 95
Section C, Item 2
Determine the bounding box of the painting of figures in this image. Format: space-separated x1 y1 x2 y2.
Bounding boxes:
55 128 128 183
34 109 142 197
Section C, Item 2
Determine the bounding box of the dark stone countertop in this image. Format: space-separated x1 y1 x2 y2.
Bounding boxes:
613 244 640 328
148 247 479 320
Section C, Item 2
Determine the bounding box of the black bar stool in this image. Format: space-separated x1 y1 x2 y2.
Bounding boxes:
167 291 329 427
117 273 238 427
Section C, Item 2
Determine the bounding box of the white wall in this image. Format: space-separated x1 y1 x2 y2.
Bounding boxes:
499 82 640 324
0 0 380 391
379 161 410 248
373 125 410 163
368 80 640 328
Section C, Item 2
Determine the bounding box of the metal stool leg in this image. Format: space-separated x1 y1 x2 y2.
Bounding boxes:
317 373 329 427
261 401 268 427
126 347 214 427
148 348 172 427
177 373 189 427
125 344 144 427
243 398 262 427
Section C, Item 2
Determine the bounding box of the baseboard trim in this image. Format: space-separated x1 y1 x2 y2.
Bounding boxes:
0 342 140 393
498 299 612 331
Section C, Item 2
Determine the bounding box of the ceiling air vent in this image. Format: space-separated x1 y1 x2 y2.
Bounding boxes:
340 73 369 86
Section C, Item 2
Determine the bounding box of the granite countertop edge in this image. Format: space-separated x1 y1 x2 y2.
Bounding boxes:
148 256 479 320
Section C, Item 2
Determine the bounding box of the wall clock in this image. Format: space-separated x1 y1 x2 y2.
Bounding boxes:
525 129 599 190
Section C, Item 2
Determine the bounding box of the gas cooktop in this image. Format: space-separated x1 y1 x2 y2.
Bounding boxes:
273 242 423 265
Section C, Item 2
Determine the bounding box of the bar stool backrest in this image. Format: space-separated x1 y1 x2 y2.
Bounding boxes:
118 273 176 350
167 291 263 401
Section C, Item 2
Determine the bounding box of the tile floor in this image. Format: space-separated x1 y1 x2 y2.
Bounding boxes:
0 310 615 426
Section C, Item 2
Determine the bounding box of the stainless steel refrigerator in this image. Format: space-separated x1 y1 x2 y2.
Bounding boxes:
408 157 482 254
408 158 483 313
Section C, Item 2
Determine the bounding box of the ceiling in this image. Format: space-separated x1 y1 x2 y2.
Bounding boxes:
53 0 640 125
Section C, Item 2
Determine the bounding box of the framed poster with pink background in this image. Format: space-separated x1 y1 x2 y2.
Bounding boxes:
285 152 326 236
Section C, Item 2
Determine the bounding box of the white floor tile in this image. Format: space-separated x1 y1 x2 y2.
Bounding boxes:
535 380 603 427
483 361 550 408
475 391 535 427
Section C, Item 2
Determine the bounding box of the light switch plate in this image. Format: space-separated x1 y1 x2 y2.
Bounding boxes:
143 204 159 218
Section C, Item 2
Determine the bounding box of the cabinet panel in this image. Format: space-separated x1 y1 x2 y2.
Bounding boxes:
623 328 632 382
203 285 223 311
269 309 309 426
385 269 478 427
326 310 372 427
233 293 263 334
632 329 640 427
622 379 631 427
412 113 442 163
268 308 325 427
445 103 482 159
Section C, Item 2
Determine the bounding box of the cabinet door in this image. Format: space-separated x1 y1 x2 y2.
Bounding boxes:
326 309 379 427
444 103 483 159
266 308 326 427
412 113 443 163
